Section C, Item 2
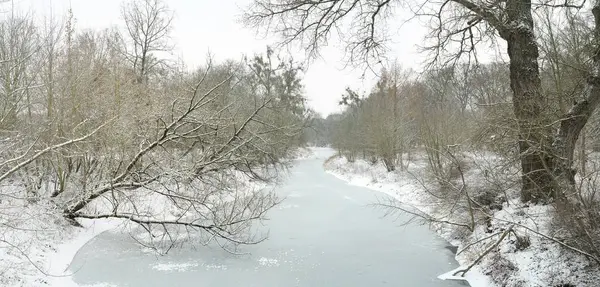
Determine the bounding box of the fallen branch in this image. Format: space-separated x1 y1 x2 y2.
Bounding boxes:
453 224 514 276
377 201 474 230
456 229 504 256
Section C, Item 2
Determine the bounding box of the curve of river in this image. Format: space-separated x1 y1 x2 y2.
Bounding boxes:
67 149 469 287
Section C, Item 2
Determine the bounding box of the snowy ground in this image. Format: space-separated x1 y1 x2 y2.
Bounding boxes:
46 219 126 287
324 152 600 287
0 199 119 286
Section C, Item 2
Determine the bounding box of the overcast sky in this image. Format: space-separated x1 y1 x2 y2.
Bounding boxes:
7 0 428 116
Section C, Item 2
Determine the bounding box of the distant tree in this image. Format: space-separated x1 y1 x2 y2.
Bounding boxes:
0 15 39 128
121 0 173 84
247 47 306 116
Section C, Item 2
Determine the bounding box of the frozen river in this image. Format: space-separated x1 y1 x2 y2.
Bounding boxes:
68 149 469 287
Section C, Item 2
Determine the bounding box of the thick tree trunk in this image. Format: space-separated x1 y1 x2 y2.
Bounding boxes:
504 0 556 203
551 1 600 197
501 0 600 203
553 99 597 185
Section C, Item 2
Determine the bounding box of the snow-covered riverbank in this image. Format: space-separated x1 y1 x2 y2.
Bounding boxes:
44 147 472 287
323 155 492 287
45 219 125 287
9 147 598 286
0 171 276 286
324 153 600 287
0 201 117 286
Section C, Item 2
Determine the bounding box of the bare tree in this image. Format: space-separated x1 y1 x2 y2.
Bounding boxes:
0 14 39 128
39 15 64 120
121 0 173 84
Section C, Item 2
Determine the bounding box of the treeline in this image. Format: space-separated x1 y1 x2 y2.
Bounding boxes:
0 0 309 248
329 63 512 174
327 8 600 176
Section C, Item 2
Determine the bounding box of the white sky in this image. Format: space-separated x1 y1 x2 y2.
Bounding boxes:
6 0 428 116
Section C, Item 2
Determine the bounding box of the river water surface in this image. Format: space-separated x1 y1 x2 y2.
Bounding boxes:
68 149 469 287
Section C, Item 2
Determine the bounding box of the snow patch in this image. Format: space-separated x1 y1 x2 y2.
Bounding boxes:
438 267 491 286
152 262 199 272
257 257 279 267
278 204 299 209
47 219 126 287
204 263 228 270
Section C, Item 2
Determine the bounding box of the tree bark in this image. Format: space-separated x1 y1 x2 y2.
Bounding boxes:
550 0 600 198
504 0 556 202
502 0 600 203
553 96 599 186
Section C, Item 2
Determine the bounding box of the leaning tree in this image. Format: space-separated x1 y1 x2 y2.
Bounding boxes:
244 0 600 203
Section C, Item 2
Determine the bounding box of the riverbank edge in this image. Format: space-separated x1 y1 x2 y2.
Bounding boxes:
45 218 126 286
322 154 494 287
38 150 315 286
